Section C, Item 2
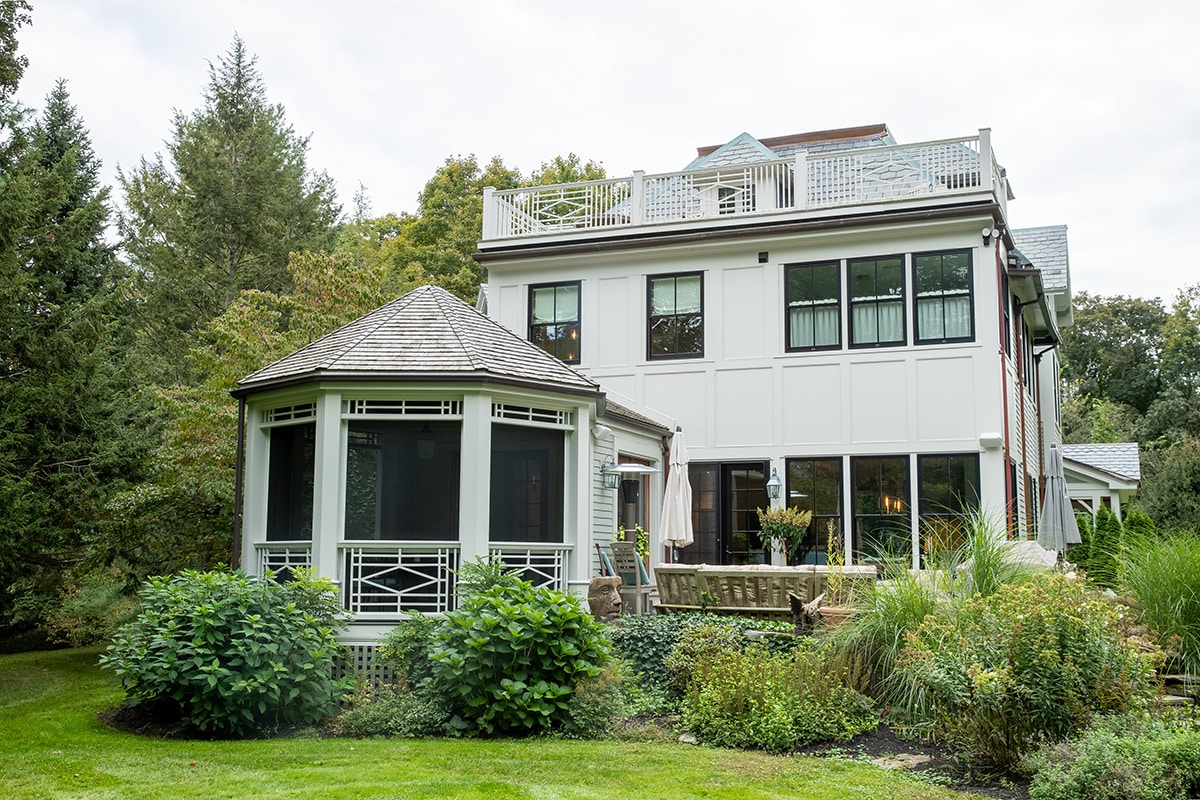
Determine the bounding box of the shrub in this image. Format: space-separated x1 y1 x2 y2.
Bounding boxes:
1122 528 1200 674
45 566 139 647
682 640 877 752
1029 713 1200 800
428 569 613 736
334 683 449 738
1089 505 1124 588
896 572 1159 769
101 568 351 737
375 613 437 687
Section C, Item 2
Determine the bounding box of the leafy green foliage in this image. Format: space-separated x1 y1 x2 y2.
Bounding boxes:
1122 528 1200 674
1087 505 1124 589
375 613 438 688
41 566 138 647
682 640 877 752
428 565 613 736
896 573 1159 769
334 682 449 738
100 568 350 737
1139 434 1200 533
119 35 339 379
1030 712 1200 800
755 505 813 565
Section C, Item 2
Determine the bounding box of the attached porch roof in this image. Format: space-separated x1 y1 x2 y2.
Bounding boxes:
234 284 602 399
1062 442 1142 483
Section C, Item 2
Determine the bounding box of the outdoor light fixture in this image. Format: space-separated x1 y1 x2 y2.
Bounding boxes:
601 457 620 489
981 226 997 246
766 467 782 500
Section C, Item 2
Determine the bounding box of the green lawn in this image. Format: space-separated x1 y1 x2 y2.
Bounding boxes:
0 647 985 800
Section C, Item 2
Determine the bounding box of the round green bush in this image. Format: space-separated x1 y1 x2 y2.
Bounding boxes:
429 576 613 736
101 568 350 737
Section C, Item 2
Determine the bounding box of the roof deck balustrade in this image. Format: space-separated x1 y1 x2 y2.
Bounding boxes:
482 130 1006 242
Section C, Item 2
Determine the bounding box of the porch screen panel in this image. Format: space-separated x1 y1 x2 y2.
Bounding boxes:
344 420 461 541
266 423 315 541
490 423 565 543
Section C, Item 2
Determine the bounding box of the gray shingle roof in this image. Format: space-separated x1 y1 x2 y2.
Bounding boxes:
1062 442 1141 482
1012 226 1069 293
236 285 601 397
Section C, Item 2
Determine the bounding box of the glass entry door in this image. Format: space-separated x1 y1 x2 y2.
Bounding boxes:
684 461 768 565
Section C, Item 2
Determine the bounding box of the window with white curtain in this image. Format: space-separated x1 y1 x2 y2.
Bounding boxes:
849 256 905 347
914 250 973 344
785 261 841 351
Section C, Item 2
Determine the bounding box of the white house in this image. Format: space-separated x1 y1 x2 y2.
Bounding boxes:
234 124 1085 643
476 124 1075 569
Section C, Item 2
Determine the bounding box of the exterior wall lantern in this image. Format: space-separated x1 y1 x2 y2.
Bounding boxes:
766 467 782 500
601 457 621 489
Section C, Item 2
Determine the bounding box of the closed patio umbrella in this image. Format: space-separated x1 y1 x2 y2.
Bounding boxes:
1038 442 1081 558
659 427 693 557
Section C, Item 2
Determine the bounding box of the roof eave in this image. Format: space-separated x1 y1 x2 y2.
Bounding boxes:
232 370 603 401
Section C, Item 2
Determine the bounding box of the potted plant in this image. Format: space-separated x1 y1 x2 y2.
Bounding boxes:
820 521 854 630
755 506 813 566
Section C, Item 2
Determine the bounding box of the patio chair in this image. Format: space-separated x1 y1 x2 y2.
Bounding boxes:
608 541 655 615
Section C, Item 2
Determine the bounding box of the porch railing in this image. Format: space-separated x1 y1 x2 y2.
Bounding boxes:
341 542 460 616
482 132 997 241
256 542 313 577
489 542 572 590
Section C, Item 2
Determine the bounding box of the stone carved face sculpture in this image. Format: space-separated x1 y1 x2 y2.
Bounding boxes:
587 576 624 620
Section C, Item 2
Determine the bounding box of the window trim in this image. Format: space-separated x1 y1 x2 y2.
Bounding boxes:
646 271 705 361
912 248 975 345
847 254 907 349
784 260 842 352
528 280 581 365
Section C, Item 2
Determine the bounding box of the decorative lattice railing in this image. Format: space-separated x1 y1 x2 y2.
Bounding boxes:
483 132 1001 240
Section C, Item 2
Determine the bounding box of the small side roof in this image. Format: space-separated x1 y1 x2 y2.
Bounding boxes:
1012 226 1069 294
234 284 601 398
1062 443 1141 482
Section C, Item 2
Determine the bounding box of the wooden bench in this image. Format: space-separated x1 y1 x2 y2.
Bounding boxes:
652 563 877 621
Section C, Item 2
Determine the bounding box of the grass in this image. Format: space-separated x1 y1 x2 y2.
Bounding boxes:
0 648 993 800
1122 528 1200 674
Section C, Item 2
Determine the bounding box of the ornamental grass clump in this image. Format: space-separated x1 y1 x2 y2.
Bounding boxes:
101 568 350 737
1121 527 1200 674
895 571 1160 770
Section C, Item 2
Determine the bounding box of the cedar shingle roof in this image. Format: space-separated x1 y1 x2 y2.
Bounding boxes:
1062 442 1141 482
235 285 601 397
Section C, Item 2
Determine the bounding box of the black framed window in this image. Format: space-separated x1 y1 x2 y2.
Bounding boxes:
850 456 910 562
529 281 580 364
913 249 973 344
344 420 461 541
785 261 841 351
786 458 842 564
917 453 980 556
648 272 703 359
490 423 564 543
266 423 315 541
849 255 905 347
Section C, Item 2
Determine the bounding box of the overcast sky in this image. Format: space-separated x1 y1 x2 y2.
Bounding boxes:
15 0 1200 303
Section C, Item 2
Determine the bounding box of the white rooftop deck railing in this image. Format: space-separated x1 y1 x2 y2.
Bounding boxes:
482 130 1004 241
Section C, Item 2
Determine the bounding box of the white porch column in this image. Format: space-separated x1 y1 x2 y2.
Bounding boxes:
240 403 269 572
458 392 492 565
979 128 993 195
566 403 593 595
631 171 645 226
311 390 342 584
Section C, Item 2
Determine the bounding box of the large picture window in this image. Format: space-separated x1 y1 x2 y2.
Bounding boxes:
785 262 841 351
849 256 905 347
490 423 565 543
529 281 580 363
917 453 980 556
648 272 703 359
266 423 315 541
914 249 973 343
850 456 910 562
344 420 461 541
785 458 842 564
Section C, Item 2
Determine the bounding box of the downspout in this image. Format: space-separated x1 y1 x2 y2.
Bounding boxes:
232 396 247 570
995 238 1014 533
1032 342 1060 504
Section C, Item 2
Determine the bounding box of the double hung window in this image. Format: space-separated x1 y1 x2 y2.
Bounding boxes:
849 256 905 347
785 262 841 351
529 281 580 363
913 250 973 343
648 272 703 359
